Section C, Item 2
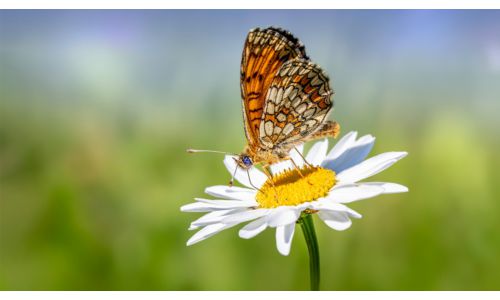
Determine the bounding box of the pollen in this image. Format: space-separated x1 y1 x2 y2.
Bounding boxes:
256 165 336 209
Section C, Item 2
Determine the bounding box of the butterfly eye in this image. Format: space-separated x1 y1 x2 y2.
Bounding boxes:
242 156 252 167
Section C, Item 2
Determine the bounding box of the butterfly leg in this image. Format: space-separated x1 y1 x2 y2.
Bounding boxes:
261 164 276 188
246 169 262 192
289 157 305 178
293 146 313 168
228 164 239 187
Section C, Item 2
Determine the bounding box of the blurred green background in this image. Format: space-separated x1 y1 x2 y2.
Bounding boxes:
1 10 500 290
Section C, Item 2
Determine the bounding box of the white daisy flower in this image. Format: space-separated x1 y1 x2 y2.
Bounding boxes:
181 131 408 256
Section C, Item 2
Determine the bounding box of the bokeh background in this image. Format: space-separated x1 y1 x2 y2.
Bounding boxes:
1 10 500 290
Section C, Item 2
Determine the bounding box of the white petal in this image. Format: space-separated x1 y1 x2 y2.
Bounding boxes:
318 211 352 231
325 131 358 160
194 198 257 206
311 201 362 219
270 159 294 175
220 208 269 224
359 182 409 194
295 201 315 211
190 209 243 228
322 134 375 173
306 139 328 166
239 217 268 239
181 202 217 212
223 155 267 189
275 223 296 256
186 223 237 246
311 201 348 211
180 199 256 212
336 152 408 184
189 224 200 231
205 185 257 201
345 208 362 219
326 184 385 203
266 206 301 227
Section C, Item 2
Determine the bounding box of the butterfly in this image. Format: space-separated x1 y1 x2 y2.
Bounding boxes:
235 27 340 172
188 27 340 182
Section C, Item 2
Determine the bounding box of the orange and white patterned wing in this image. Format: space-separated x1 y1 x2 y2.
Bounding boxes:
240 27 308 148
258 59 334 149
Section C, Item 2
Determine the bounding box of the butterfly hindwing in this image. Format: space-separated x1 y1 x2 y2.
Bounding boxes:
240 27 308 148
258 59 334 149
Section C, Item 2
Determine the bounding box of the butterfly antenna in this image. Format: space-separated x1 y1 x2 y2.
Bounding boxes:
186 149 236 155
188 148 240 187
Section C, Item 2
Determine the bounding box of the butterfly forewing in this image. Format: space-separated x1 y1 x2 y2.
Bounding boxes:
240 27 308 148
258 59 334 149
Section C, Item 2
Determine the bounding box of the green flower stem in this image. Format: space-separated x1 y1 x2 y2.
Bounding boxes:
299 213 320 291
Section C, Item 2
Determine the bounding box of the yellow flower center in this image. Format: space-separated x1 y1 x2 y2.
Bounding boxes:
256 166 336 209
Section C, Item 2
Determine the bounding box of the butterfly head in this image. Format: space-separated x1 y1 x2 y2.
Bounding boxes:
236 154 253 169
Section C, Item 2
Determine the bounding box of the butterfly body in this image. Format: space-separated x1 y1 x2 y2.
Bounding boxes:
236 27 340 170
237 144 289 169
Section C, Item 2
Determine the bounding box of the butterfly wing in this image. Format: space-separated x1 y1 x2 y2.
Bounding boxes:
258 59 334 149
240 27 308 148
